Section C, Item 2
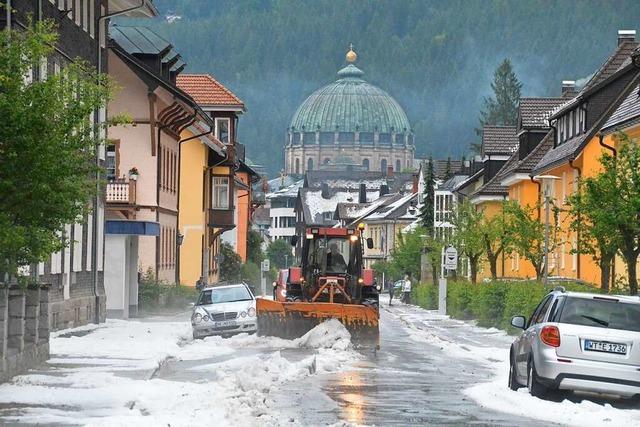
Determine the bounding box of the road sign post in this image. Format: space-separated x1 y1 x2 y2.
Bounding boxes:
260 259 270 296
439 246 458 315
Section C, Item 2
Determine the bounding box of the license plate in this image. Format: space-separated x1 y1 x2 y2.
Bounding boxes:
584 339 627 355
213 320 236 328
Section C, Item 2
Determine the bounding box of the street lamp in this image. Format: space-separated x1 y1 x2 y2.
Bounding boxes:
532 175 560 285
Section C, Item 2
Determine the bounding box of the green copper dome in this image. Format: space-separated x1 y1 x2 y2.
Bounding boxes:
289 64 412 138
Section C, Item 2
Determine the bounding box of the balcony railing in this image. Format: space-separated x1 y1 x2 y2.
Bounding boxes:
106 179 136 204
208 208 235 229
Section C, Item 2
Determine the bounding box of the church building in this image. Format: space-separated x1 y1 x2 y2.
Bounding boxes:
284 47 415 174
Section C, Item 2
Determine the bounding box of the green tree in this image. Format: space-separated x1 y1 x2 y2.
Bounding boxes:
476 58 522 135
389 228 424 280
567 177 618 291
482 205 512 281
247 229 265 264
419 157 435 233
0 20 113 280
504 201 558 282
452 201 485 284
583 135 640 294
266 239 292 269
219 242 242 282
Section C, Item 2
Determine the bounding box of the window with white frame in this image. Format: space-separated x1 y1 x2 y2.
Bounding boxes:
568 111 574 138
212 176 230 209
215 118 230 144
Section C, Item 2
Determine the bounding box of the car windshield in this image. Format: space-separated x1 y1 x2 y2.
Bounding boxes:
197 286 252 305
559 297 640 332
307 237 352 274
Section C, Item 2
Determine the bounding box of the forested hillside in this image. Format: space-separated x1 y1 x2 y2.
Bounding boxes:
123 0 640 174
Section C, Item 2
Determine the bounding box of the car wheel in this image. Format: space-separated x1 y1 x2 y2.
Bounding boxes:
527 359 548 398
192 331 201 340
508 353 522 391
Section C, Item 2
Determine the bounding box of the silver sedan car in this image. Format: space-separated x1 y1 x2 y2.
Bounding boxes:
191 283 257 339
509 288 640 399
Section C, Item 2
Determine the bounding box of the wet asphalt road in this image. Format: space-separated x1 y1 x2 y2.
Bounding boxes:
270 303 547 426
0 304 548 426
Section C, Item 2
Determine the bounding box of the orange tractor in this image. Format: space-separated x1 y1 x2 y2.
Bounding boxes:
257 225 380 347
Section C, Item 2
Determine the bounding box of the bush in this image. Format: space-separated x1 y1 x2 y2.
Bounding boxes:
137 268 198 310
410 279 601 334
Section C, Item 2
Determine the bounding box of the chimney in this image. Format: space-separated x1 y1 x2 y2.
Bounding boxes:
358 183 367 203
321 183 330 199
261 175 268 193
412 173 419 194
561 80 576 97
618 29 636 46
386 166 394 178
380 184 389 196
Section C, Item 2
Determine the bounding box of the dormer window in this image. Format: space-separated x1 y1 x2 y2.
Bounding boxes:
578 107 585 133
568 110 574 138
215 118 230 144
559 116 565 143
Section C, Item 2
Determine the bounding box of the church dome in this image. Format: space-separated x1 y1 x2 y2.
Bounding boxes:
289 60 412 143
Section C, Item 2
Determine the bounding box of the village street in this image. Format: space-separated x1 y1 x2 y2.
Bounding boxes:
0 301 638 427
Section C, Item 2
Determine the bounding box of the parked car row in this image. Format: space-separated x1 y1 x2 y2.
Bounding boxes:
509 287 640 400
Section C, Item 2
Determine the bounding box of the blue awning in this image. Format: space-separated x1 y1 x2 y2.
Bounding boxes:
106 220 160 236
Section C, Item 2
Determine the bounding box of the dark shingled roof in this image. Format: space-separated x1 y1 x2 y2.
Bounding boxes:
552 40 640 119
481 126 518 156
501 131 555 177
534 133 587 173
472 154 518 198
433 160 463 180
252 206 270 225
519 98 565 129
584 41 639 92
602 85 640 131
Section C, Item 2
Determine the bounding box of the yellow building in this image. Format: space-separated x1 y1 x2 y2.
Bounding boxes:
177 74 258 286
527 31 640 288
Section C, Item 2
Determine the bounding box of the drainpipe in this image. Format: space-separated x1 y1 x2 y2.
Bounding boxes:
90 0 152 324
598 133 617 157
569 159 582 279
174 121 210 285
531 176 542 219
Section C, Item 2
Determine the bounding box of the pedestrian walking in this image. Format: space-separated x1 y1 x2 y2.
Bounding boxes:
402 272 412 305
388 279 394 306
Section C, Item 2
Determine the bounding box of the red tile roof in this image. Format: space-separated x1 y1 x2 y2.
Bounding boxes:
176 74 244 109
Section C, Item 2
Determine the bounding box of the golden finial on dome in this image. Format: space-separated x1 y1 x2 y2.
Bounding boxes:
346 43 357 63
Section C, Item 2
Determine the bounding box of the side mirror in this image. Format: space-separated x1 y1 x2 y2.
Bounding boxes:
290 235 298 247
366 237 374 249
511 316 526 330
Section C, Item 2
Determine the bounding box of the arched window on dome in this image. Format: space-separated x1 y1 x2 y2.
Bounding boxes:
295 158 300 174
307 158 313 171
380 159 387 172
362 159 370 171
395 159 401 172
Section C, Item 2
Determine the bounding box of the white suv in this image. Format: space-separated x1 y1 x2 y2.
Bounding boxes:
509 288 640 399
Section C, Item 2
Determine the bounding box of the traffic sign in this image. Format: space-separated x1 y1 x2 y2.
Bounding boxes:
261 259 270 272
444 246 458 270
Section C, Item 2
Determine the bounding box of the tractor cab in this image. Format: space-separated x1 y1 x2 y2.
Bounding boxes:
285 226 379 307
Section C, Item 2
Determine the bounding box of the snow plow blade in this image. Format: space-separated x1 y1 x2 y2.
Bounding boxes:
256 298 379 348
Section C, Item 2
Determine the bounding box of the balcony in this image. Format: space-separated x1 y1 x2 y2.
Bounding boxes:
106 179 136 204
208 209 235 230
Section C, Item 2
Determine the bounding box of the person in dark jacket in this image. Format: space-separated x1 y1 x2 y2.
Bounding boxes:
388 279 395 305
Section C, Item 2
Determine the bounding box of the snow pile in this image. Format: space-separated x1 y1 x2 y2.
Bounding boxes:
0 318 360 427
294 318 352 351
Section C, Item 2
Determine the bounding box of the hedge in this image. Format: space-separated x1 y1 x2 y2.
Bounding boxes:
411 280 600 333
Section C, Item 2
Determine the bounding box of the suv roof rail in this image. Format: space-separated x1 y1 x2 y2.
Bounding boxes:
553 286 566 293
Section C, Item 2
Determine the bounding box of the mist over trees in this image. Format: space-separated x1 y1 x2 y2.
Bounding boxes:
127 0 640 175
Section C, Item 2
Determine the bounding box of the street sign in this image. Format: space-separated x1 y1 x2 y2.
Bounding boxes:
444 246 458 270
261 259 270 272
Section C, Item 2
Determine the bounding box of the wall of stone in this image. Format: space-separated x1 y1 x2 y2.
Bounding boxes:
0 286 51 383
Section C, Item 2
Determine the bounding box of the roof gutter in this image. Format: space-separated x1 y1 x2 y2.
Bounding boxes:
598 133 617 157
